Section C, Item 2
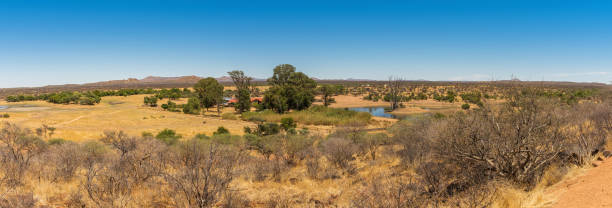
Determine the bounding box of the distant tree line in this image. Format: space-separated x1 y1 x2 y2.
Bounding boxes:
5 88 160 105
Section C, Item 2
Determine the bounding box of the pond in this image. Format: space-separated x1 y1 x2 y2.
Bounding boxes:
348 106 433 120
348 107 401 119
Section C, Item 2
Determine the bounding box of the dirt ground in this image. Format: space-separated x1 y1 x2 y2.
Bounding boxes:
549 158 612 208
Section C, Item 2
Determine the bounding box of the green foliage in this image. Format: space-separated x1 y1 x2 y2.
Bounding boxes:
280 117 297 131
5 88 157 105
155 129 182 145
318 84 337 106
155 88 186 100
433 112 446 119
433 91 457 103
242 106 371 126
461 103 470 110
193 133 210 140
1 113 9 118
193 77 224 110
460 92 483 106
182 97 201 115
228 70 253 113
161 100 180 112
143 96 158 107
263 64 317 113
210 133 244 146
214 126 230 135
255 123 281 136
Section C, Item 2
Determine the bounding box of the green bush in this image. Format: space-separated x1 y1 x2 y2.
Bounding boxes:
156 129 182 145
2 113 9 118
280 117 297 131
461 103 470 110
241 106 371 126
214 126 230 135
255 123 280 136
193 133 210 140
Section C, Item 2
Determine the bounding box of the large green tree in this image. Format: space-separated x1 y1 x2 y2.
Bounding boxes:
263 64 317 113
193 77 224 115
228 70 252 113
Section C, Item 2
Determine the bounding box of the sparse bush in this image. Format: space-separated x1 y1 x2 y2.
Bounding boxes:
461 103 470 110
214 126 230 135
255 122 280 136
242 106 370 126
352 174 424 208
280 117 296 131
320 137 358 172
48 138 67 145
0 122 47 187
155 129 181 145
193 133 210 140
42 142 83 182
164 139 243 207
141 131 154 138
0 192 38 208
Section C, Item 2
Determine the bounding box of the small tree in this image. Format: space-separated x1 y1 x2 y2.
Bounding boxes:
143 96 158 107
388 77 403 111
318 84 337 107
228 70 252 113
183 97 201 115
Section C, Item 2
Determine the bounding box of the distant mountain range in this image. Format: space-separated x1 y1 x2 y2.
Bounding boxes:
0 75 607 98
39 75 380 89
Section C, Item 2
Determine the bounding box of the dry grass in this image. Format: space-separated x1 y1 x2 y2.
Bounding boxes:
0 95 255 141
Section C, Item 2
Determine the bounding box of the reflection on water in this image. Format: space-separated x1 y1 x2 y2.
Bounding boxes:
349 107 397 118
348 107 433 120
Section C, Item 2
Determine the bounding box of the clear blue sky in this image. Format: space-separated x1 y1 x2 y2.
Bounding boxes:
1 0 611 88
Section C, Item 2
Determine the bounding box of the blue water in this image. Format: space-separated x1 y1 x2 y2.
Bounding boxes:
348 107 398 119
0 106 7 110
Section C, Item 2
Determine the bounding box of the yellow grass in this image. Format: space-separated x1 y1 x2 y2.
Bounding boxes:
0 95 255 141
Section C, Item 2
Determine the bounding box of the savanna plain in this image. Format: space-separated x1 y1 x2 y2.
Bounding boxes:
0 66 610 208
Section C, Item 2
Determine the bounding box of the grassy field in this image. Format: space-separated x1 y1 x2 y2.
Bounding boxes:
0 94 471 142
0 94 256 141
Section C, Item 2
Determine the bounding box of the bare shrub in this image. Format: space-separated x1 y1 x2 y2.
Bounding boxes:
448 183 498 208
82 132 168 207
164 139 243 208
41 142 84 182
563 102 612 165
320 137 358 173
0 122 47 188
436 94 570 187
0 192 38 208
351 174 423 208
390 119 433 165
355 133 388 160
